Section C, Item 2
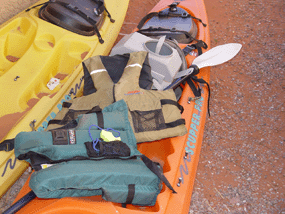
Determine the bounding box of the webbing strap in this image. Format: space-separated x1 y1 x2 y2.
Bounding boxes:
185 76 211 117
62 102 72 108
160 99 184 114
125 184 135 204
183 40 208 56
96 111 104 129
165 118 185 128
141 155 176 193
137 27 196 43
48 106 102 127
137 11 207 30
18 151 138 170
0 139 14 152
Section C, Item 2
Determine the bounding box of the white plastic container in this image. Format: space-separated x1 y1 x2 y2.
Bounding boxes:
110 32 182 90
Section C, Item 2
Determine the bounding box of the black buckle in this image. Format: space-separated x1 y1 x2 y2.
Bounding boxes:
183 45 195 56
51 130 68 145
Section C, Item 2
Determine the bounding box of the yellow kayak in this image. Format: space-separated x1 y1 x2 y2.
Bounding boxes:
0 0 129 197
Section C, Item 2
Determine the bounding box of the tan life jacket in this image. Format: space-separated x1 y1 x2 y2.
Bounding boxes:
48 51 187 142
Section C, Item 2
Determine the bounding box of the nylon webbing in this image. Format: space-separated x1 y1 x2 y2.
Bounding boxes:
185 76 211 117
141 155 176 193
160 99 184 114
136 11 207 30
125 184 135 204
137 27 195 43
48 106 102 127
0 139 15 152
18 151 138 171
183 40 208 56
165 118 185 128
62 102 72 108
96 111 104 129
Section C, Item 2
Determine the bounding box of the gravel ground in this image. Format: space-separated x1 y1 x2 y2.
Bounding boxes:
0 0 284 213
190 0 285 213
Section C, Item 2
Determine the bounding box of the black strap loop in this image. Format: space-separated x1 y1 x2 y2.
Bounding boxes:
95 111 104 129
48 106 102 127
185 76 211 117
136 11 207 30
0 139 15 152
183 40 208 56
141 155 176 193
25 2 48 12
160 99 184 114
138 27 194 42
125 184 135 204
165 118 186 128
62 102 72 108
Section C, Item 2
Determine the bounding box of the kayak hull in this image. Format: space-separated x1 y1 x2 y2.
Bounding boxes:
0 0 130 197
11 0 210 213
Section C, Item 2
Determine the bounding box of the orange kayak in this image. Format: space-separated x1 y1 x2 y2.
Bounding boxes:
13 0 210 213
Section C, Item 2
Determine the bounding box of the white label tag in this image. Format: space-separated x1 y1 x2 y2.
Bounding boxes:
68 129 76 145
47 78 60 90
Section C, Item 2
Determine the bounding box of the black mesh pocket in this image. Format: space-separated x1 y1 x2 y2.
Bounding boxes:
130 109 166 133
84 141 131 158
99 141 130 157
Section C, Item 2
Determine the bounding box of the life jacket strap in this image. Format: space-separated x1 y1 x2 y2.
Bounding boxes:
141 155 176 193
48 106 103 128
185 76 211 117
0 139 15 152
160 99 184 114
125 184 135 204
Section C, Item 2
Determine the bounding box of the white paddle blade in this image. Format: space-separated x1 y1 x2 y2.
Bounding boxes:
193 43 242 69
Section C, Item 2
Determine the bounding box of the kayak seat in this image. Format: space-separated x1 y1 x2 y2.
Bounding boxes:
138 7 198 44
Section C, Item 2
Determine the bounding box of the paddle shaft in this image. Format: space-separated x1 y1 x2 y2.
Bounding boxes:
3 190 36 214
164 65 199 90
164 43 242 90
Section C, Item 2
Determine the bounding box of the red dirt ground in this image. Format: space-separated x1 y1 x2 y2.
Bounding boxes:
0 0 284 213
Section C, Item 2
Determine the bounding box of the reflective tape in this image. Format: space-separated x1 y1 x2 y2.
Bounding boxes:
90 69 107 75
125 63 142 69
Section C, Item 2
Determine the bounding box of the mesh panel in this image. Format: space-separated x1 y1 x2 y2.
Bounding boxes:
130 109 166 133
99 141 130 157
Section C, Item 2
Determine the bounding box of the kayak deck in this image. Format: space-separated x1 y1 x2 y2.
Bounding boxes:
0 0 130 197
12 0 210 213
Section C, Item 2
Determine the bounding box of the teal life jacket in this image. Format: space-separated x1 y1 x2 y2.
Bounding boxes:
14 100 175 205
15 100 140 165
